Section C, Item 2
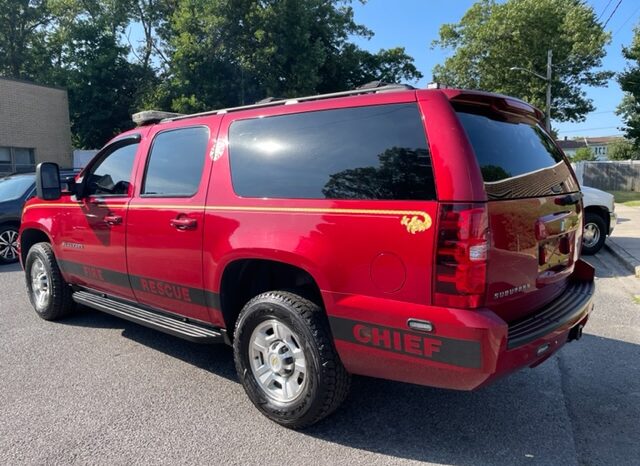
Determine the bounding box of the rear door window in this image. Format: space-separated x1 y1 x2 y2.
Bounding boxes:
142 127 209 197
455 105 578 199
228 103 435 200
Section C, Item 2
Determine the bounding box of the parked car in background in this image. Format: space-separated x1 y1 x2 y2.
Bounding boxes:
581 186 617 255
0 170 77 264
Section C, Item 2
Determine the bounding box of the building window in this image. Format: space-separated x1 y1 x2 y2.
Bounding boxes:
0 147 36 174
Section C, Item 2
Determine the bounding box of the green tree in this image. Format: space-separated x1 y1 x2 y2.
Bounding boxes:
44 0 156 148
432 0 612 123
607 139 640 161
0 0 51 79
617 26 640 146
571 147 596 162
151 0 422 113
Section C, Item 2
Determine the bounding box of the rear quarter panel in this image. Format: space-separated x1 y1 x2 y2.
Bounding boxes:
202 93 438 328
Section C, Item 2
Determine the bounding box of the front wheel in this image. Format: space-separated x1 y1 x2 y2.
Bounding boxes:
0 225 19 264
582 212 607 255
25 242 75 320
233 291 351 429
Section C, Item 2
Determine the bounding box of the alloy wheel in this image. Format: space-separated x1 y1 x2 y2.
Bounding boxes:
0 228 18 261
249 319 307 403
30 257 51 310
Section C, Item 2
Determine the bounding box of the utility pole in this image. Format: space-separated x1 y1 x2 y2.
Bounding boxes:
510 49 553 132
545 49 552 132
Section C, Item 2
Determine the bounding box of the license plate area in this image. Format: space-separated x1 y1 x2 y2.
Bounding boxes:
538 234 573 272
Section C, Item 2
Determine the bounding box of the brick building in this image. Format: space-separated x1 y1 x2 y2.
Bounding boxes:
0 77 72 175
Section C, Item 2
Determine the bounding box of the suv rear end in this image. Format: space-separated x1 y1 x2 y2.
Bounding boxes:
332 88 594 390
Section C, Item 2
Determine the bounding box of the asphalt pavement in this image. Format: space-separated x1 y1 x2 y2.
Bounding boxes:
1 249 639 465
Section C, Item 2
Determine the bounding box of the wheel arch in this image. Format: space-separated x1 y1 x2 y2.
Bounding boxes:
0 219 20 229
19 227 52 264
217 254 327 339
584 205 610 236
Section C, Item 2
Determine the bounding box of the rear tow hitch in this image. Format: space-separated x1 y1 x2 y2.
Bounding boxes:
568 324 584 342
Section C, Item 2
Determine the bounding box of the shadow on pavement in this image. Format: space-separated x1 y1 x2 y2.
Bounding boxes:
0 262 21 273
60 307 237 382
303 334 639 465
58 306 639 465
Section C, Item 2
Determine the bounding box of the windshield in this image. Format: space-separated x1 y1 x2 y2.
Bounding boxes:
455 104 578 199
0 175 35 202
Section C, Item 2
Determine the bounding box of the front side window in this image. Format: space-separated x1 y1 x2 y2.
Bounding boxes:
228 103 435 200
86 143 138 196
142 127 209 197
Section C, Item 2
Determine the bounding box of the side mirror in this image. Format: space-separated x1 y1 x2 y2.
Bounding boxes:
35 162 61 200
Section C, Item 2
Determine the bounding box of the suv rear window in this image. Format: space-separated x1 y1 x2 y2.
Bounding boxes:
228 103 435 200
455 105 578 199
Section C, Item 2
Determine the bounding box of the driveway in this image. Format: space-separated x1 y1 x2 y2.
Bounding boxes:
1 249 638 465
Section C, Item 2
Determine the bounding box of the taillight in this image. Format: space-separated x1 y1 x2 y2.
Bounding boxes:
433 203 489 309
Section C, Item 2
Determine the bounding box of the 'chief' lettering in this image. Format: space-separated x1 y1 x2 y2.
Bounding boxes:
350 322 442 361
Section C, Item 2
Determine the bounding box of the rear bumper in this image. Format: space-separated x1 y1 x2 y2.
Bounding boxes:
327 260 595 391
507 279 593 349
609 210 617 235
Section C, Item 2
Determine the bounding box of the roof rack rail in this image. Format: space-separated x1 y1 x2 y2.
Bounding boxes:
255 96 286 104
161 82 416 123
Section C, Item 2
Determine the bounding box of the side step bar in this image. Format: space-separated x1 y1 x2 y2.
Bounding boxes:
72 290 225 344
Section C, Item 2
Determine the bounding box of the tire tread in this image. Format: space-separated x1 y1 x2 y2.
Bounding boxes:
234 290 350 428
26 242 74 320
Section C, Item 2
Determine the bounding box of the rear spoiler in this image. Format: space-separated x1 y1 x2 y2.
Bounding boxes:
443 90 545 125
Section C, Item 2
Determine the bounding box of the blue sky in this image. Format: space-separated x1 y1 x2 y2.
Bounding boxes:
350 0 639 139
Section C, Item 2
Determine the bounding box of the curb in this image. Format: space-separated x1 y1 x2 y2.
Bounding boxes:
604 240 640 278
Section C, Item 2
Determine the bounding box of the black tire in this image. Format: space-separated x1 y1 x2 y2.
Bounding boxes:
25 242 75 320
233 291 351 429
582 212 607 255
0 225 20 264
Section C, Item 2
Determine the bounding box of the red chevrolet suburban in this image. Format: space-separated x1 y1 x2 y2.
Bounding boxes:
20 83 595 428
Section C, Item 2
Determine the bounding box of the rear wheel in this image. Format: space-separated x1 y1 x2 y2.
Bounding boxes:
25 242 75 320
582 212 606 255
233 291 350 429
0 225 19 264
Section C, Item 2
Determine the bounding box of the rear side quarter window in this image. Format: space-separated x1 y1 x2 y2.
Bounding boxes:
228 103 436 200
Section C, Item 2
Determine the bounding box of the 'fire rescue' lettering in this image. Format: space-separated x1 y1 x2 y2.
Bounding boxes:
83 265 104 281
139 278 192 302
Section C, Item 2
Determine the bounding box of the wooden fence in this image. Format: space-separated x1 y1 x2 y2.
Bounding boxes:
573 161 640 192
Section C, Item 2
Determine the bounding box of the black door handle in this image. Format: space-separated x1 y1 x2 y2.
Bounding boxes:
555 192 583 206
170 217 197 230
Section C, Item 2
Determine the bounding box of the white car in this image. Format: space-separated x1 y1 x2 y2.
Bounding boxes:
581 186 617 255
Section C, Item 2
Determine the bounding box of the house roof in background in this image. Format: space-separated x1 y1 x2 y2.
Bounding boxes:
556 135 624 150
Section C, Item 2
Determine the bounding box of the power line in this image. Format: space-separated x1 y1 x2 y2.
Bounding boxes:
554 1 628 68
602 0 624 29
613 4 640 36
598 0 615 21
558 125 620 134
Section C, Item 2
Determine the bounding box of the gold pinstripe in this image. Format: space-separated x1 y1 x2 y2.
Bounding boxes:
23 202 432 233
